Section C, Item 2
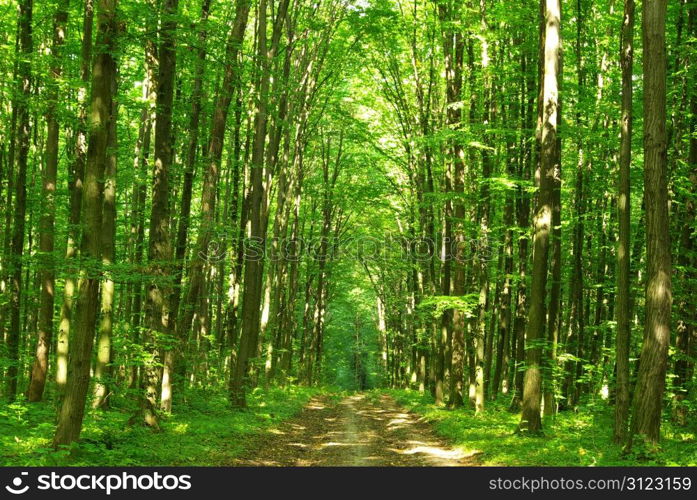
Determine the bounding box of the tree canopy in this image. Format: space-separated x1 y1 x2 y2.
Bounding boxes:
0 0 695 466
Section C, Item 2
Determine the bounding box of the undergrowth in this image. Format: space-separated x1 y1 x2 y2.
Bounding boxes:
0 385 322 466
384 389 696 466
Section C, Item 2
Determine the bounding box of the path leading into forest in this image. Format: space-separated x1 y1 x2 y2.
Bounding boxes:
233 393 480 466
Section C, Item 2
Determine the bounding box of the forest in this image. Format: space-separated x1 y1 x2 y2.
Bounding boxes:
0 0 695 467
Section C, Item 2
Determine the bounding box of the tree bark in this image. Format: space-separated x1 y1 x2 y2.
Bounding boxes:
92 74 118 409
27 0 68 402
628 0 671 448
229 0 269 407
6 0 33 401
519 0 560 435
615 0 635 432
53 0 117 447
673 6 696 426
56 0 93 402
143 0 178 428
475 2 493 414
161 0 211 413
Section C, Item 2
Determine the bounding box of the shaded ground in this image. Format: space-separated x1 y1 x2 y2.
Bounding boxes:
233 393 481 466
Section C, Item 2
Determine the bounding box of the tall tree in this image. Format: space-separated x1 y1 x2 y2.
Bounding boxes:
56 0 94 401
437 0 464 408
614 0 634 444
519 0 560 434
229 0 268 407
92 73 118 409
627 0 671 448
173 0 252 409
53 0 117 447
27 0 69 402
162 0 212 412
6 0 33 401
143 0 179 427
673 6 696 426
474 0 493 414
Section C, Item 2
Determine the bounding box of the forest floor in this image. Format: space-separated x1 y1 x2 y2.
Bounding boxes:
233 393 480 466
2 388 694 466
386 389 697 466
0 387 323 466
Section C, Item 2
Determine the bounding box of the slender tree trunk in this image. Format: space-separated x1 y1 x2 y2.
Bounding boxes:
475 4 493 413
519 0 560 434
437 2 461 406
543 100 562 417
92 76 118 409
143 0 178 428
160 0 211 413
56 0 93 401
27 0 68 402
673 7 696 426
628 0 671 448
6 0 33 401
278 157 304 383
53 0 117 447
615 0 635 435
493 137 516 398
224 93 247 383
230 0 268 407
125 39 155 391
509 47 534 412
0 73 18 372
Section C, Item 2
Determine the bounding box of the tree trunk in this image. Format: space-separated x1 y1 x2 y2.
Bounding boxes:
628 0 671 448
53 0 117 447
543 106 562 417
493 125 516 398
519 0 560 435
615 0 634 437
6 0 33 401
143 0 178 428
27 0 68 402
673 6 696 426
229 0 268 407
509 46 534 412
125 39 155 392
475 5 493 413
92 75 118 409
56 0 94 402
160 0 211 413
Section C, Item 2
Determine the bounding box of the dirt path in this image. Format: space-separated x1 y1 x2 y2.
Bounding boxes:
233 393 480 466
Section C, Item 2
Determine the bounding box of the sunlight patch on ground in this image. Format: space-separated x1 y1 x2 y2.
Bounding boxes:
399 445 467 459
387 417 409 427
321 441 360 447
288 442 309 448
307 404 327 410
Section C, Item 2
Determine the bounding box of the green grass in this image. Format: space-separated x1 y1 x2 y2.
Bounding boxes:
384 389 697 466
4 387 693 466
0 386 322 466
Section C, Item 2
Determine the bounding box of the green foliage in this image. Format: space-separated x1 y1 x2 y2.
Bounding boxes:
0 0 695 467
0 387 320 466
385 389 697 466
418 294 479 319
